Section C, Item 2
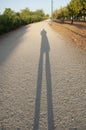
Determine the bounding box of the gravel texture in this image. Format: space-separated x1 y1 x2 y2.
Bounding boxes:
0 20 86 130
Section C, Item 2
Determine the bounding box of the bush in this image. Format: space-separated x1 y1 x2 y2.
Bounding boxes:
0 8 47 35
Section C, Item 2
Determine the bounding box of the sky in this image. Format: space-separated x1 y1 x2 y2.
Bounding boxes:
0 0 71 15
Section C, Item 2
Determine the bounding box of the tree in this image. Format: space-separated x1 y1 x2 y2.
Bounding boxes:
53 10 58 19
79 0 86 21
53 7 68 22
0 8 47 35
53 0 86 23
67 0 82 23
20 8 31 24
35 9 45 17
3 8 16 30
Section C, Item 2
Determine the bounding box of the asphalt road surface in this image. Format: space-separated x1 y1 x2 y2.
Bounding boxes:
0 20 86 130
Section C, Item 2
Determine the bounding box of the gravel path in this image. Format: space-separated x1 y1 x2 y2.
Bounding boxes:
0 20 86 130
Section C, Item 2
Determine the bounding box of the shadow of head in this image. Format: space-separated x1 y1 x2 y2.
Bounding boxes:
41 29 47 36
40 29 50 53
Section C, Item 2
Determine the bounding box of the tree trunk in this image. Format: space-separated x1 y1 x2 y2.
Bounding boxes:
71 16 74 24
71 18 73 24
84 15 85 22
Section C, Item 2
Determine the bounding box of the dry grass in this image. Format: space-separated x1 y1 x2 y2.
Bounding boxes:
50 21 86 51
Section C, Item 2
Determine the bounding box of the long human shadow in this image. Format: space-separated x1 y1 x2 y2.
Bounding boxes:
33 29 54 130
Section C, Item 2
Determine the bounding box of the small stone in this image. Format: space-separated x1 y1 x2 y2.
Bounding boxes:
69 128 77 130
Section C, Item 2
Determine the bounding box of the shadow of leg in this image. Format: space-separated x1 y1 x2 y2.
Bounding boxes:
46 52 54 130
33 53 43 130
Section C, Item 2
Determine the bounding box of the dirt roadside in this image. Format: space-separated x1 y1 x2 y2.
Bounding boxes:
49 21 86 51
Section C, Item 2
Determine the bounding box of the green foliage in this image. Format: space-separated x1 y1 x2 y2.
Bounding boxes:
67 0 82 17
35 9 45 17
53 10 58 19
54 7 69 19
44 14 49 18
53 0 86 23
79 0 86 19
0 8 47 35
20 8 30 24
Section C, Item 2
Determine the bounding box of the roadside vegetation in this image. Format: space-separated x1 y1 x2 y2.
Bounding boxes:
53 0 86 24
0 8 49 35
51 0 86 50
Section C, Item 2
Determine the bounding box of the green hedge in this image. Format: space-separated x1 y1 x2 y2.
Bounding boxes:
0 8 48 35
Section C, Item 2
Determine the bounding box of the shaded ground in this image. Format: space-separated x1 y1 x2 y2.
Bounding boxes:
50 21 86 51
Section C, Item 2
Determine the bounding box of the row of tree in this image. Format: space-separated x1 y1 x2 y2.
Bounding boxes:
0 8 49 35
53 0 86 24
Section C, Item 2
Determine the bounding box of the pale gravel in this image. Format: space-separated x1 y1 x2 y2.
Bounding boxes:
0 20 86 130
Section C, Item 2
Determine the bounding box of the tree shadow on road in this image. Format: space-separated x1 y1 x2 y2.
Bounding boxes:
33 29 54 130
0 25 30 65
